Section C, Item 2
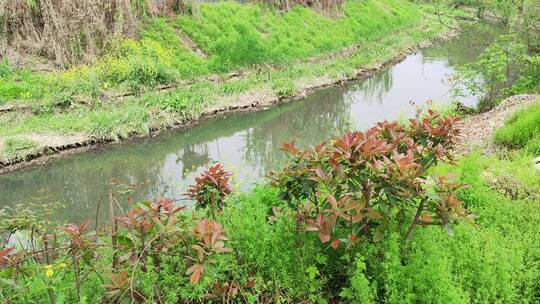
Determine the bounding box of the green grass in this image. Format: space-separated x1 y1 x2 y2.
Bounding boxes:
1 137 40 161
6 149 539 302
176 0 419 71
494 101 540 153
0 4 447 145
0 0 421 103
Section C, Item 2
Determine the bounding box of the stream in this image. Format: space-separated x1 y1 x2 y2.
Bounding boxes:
0 23 500 222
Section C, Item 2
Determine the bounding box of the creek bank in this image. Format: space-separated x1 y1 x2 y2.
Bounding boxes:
0 28 459 174
455 94 540 155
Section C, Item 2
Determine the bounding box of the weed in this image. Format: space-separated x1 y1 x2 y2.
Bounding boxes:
0 58 12 78
1 137 40 161
494 100 540 149
271 75 296 98
86 104 151 141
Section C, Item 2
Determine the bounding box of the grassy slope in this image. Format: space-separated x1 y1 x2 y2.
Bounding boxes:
0 0 420 102
494 101 540 153
0 0 452 162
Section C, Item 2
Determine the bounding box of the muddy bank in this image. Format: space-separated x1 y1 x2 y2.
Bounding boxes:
0 29 458 174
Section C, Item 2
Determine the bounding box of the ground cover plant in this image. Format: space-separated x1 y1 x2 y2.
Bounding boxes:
2 107 538 303
494 100 540 153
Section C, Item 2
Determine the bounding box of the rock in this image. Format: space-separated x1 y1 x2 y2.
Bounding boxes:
534 156 540 164
534 163 540 170
418 41 431 48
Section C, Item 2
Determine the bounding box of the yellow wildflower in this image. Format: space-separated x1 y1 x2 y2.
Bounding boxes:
58 263 67 268
44 265 54 277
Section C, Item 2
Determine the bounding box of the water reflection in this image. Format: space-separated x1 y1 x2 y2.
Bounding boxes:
0 24 495 222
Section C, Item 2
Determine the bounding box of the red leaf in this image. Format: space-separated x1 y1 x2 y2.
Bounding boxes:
319 231 331 243
190 265 204 285
331 239 340 250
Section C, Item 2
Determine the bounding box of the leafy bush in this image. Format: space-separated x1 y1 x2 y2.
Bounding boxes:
269 109 468 247
0 194 232 302
494 101 540 149
186 163 233 218
452 35 533 111
124 56 177 91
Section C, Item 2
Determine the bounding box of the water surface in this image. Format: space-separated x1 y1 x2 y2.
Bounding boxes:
0 23 499 222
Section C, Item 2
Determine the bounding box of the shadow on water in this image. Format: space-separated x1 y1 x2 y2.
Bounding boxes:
0 22 501 222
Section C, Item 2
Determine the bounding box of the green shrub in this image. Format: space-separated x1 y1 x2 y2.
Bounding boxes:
125 56 177 91
216 186 322 301
340 254 376 303
525 134 540 154
494 101 540 149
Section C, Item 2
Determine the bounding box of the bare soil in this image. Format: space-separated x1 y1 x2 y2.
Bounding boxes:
454 94 539 155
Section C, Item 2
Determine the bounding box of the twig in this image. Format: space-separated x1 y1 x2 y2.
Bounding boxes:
109 192 118 270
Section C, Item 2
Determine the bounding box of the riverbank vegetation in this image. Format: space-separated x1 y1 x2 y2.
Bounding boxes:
494 101 540 153
431 0 540 110
0 0 454 164
1 102 539 303
0 1 539 302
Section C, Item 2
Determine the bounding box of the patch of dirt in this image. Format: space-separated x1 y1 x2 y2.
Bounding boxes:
485 173 540 201
174 28 207 59
0 133 92 166
454 94 539 155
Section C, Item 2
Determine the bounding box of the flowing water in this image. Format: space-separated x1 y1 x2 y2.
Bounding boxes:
0 23 500 222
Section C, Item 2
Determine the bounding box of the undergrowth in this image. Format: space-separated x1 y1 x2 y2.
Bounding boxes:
494 100 540 153
2 150 538 302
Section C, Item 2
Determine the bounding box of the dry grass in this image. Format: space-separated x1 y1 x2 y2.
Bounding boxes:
0 0 189 67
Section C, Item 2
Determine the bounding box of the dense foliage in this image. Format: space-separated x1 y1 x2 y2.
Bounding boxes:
2 106 539 302
437 0 540 110
268 109 467 246
452 34 539 111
